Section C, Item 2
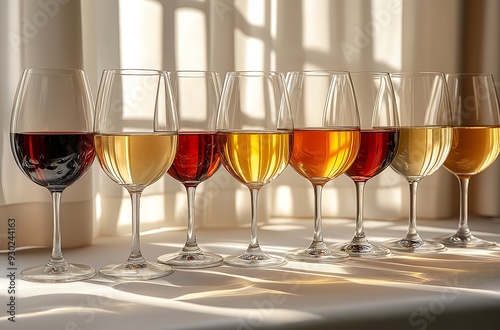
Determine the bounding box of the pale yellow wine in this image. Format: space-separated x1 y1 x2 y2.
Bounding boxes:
95 133 177 188
217 131 292 187
444 126 500 177
390 127 452 180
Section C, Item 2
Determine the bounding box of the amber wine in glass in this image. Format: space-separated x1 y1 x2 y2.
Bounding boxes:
216 71 293 268
285 71 360 263
435 73 500 248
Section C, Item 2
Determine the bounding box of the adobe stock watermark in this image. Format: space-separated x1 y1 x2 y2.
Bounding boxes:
5 218 17 323
236 264 323 330
339 0 403 63
213 0 237 21
8 0 72 50
408 278 462 330
65 293 114 330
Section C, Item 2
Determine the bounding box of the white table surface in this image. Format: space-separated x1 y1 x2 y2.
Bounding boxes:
1 216 500 330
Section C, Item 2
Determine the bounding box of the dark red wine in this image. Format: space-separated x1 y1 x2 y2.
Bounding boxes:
345 129 398 181
11 132 95 191
168 132 220 186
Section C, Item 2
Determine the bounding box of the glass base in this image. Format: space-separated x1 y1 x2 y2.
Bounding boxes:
332 241 392 258
224 252 287 268
285 246 349 263
434 234 497 249
20 263 96 283
382 238 446 253
100 259 173 280
157 251 223 269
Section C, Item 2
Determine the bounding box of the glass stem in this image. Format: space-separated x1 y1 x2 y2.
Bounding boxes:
183 186 202 253
456 176 472 239
49 191 68 267
404 180 422 242
246 187 263 255
352 181 368 244
128 191 145 263
310 183 327 249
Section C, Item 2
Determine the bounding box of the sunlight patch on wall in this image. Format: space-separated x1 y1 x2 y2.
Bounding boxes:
175 7 207 69
119 0 163 69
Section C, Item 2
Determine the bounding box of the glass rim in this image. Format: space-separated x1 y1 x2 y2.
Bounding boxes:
389 71 445 77
226 71 283 77
446 72 495 78
102 68 164 76
23 68 86 76
166 70 220 78
287 70 350 76
349 71 391 76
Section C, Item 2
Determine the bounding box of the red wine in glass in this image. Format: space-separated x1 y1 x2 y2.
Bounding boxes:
157 131 223 267
335 128 398 257
167 132 220 185
11 132 95 190
157 70 224 269
345 129 398 181
10 68 96 282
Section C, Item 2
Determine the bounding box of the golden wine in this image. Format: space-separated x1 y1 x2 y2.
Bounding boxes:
391 127 452 180
95 133 177 188
290 128 360 184
444 126 500 177
217 131 292 187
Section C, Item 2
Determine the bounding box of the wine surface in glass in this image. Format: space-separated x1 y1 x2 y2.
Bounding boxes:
290 128 360 184
11 132 95 189
168 132 220 185
390 127 452 180
217 131 292 186
345 129 398 181
95 133 177 187
444 126 500 176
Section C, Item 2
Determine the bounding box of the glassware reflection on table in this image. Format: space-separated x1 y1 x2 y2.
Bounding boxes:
331 72 398 258
216 71 293 267
382 72 453 253
434 73 500 248
10 68 96 282
157 71 223 268
285 71 360 263
94 69 178 279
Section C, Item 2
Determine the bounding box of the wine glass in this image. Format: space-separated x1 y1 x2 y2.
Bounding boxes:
382 72 453 253
216 71 293 267
332 72 398 258
157 71 223 268
10 68 96 282
285 71 360 263
434 73 500 248
94 69 178 279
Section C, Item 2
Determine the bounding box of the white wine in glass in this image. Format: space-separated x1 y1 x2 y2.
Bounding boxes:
94 69 178 279
216 71 293 268
435 73 500 248
10 68 96 282
382 72 453 253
